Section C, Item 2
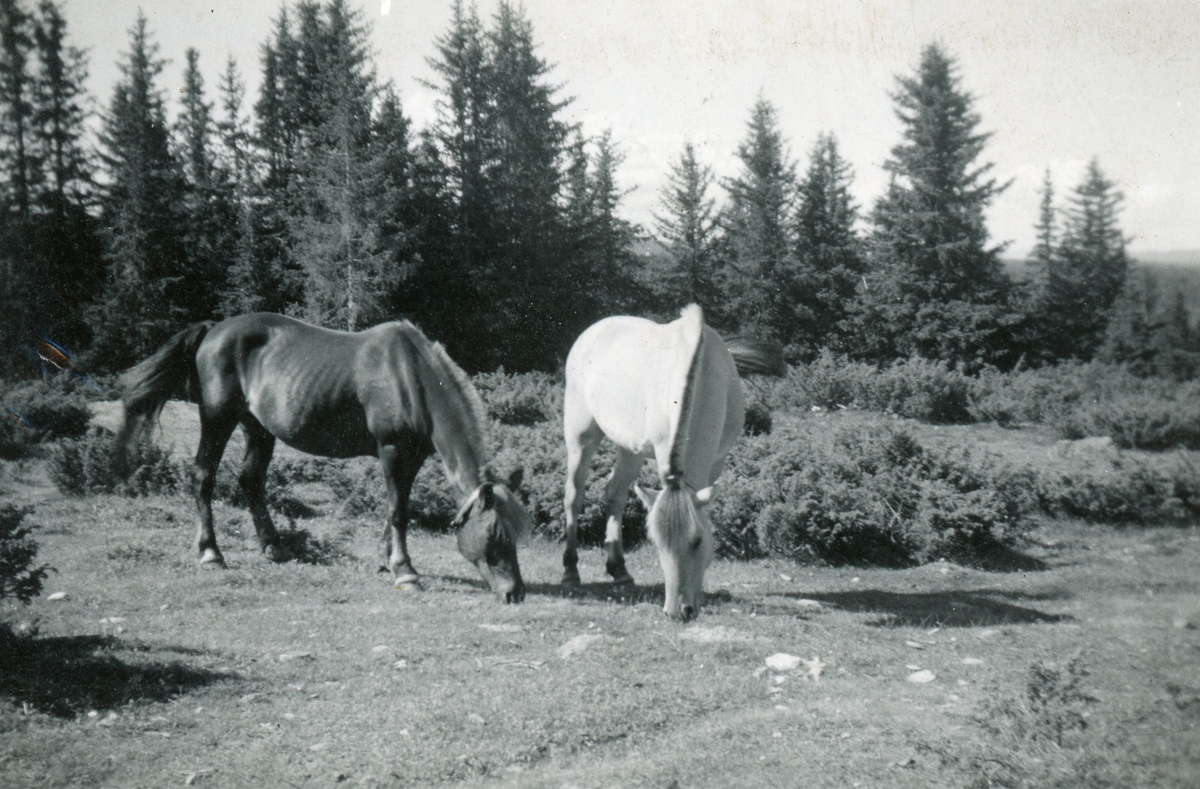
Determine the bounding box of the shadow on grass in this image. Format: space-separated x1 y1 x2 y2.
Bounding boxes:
0 630 230 718
791 588 1072 628
954 541 1051 572
276 527 350 565
525 580 667 607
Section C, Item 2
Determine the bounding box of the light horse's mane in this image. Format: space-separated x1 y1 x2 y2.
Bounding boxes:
410 323 490 465
649 304 708 554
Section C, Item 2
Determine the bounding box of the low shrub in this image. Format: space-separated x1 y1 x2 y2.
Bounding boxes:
0 377 94 458
1035 452 1200 525
709 416 1036 564
777 352 979 424
0 504 49 604
48 430 183 497
1053 395 1200 451
473 370 562 426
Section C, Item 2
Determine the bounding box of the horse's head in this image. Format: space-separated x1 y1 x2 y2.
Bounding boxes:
636 477 715 622
453 469 532 603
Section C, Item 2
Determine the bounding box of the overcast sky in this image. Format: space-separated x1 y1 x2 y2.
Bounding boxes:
65 0 1200 257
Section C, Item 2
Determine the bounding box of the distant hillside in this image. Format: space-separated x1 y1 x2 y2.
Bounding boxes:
1132 250 1200 267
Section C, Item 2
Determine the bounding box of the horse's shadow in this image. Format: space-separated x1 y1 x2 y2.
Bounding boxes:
0 631 230 718
772 588 1073 628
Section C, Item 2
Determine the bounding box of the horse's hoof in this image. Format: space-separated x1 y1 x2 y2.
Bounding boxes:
561 569 581 588
198 550 225 569
610 573 635 587
393 573 422 591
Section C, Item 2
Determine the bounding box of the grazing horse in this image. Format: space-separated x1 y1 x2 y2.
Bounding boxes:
118 313 531 602
562 304 783 620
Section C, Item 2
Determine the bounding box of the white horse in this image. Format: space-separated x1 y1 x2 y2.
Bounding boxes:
561 304 781 620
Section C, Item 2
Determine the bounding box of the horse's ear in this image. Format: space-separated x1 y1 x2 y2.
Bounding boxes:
695 485 716 507
506 467 523 491
481 483 495 508
634 484 659 511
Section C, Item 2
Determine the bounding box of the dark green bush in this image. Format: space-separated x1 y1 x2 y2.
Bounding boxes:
776 352 979 424
473 370 562 426
1034 452 1200 525
0 504 49 604
48 429 183 497
708 416 1036 565
1 377 94 458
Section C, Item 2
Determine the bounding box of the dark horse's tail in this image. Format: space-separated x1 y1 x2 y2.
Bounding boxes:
117 321 214 447
723 335 787 377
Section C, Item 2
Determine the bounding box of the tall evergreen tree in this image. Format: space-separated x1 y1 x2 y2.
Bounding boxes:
857 44 1012 367
26 0 97 354
791 132 862 359
718 96 797 338
0 0 33 221
651 141 718 313
1028 168 1056 283
216 56 266 317
580 128 640 316
89 12 193 369
1044 157 1129 359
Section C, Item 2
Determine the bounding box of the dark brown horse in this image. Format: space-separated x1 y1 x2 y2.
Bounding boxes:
118 313 531 602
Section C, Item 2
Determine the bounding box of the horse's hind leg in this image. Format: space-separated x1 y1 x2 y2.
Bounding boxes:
602 448 643 586
562 422 601 588
238 417 286 562
194 413 237 567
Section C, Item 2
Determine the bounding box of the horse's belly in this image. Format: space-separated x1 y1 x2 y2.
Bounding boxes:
251 396 377 458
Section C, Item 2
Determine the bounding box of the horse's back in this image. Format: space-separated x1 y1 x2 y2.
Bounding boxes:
196 314 431 457
565 306 738 480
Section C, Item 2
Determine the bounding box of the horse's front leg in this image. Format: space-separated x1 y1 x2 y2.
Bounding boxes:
193 414 236 567
602 449 643 586
239 418 286 562
379 443 424 588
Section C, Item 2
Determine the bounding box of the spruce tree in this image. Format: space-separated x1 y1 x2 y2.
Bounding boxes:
0 0 33 220
791 132 862 359
719 95 797 338
859 44 1011 366
26 0 97 355
90 12 192 369
652 141 718 313
1046 157 1129 359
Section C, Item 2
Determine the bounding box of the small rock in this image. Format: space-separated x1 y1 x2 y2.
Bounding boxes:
795 599 823 609
905 641 924 650
850 577 860 583
905 664 921 671
779 574 792 582
371 645 389 653
46 592 68 601
772 731 783 738
392 659 408 669
309 742 327 752
467 713 486 725
765 653 802 671
907 670 936 684
961 657 984 665
558 634 605 659
279 651 314 662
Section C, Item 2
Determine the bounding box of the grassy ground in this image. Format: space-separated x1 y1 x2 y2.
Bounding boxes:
2 415 1199 787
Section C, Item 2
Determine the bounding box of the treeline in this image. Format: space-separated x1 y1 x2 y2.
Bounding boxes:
0 0 1195 379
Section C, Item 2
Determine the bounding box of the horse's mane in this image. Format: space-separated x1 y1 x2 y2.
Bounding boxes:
648 479 703 553
668 304 706 476
408 324 490 465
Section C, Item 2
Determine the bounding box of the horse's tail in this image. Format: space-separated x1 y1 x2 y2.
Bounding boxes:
646 475 702 552
117 321 213 447
723 335 786 377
